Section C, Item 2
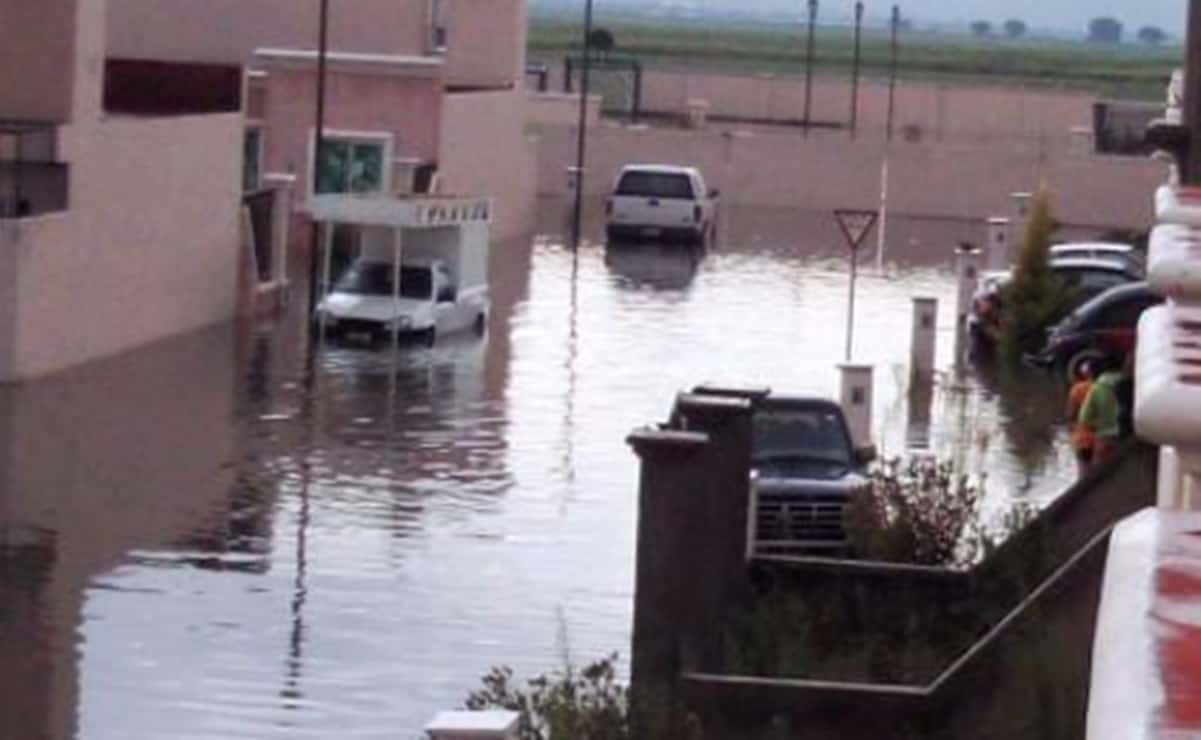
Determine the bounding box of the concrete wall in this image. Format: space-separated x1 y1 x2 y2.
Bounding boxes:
526 91 601 128
537 65 1099 145
0 0 79 122
440 89 537 240
259 66 444 185
533 122 1167 228
0 112 243 381
444 0 526 89
107 0 430 64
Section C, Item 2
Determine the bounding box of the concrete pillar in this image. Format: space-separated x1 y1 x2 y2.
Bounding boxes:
911 296 938 382
986 217 1012 271
838 364 874 448
263 172 296 291
906 378 934 451
954 244 981 326
425 711 520 740
1010 192 1033 246
628 392 754 696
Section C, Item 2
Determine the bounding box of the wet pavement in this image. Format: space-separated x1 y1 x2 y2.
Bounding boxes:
0 203 1079 738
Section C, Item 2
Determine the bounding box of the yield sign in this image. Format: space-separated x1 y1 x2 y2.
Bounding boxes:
834 209 879 252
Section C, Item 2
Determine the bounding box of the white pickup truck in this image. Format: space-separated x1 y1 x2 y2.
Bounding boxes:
315 222 490 345
605 164 718 245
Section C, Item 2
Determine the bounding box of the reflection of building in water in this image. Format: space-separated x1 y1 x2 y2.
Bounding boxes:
0 325 241 739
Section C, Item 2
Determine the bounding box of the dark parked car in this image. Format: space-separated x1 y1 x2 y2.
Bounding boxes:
748 396 872 552
969 257 1143 347
1030 281 1163 381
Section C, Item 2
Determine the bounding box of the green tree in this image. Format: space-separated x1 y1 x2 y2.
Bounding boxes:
999 188 1072 362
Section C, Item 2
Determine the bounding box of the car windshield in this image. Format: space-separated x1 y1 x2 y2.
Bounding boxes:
334 263 433 299
615 171 695 199
753 407 852 466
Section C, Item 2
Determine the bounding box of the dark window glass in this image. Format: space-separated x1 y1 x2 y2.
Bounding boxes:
752 408 852 465
334 263 433 299
615 171 695 199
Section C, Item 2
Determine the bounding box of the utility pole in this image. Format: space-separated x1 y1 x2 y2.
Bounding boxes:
802 0 818 135
849 1 863 138
307 0 331 313
1186 0 1201 183
886 5 900 142
570 0 595 250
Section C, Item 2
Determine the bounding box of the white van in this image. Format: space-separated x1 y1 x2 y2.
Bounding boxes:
605 164 718 245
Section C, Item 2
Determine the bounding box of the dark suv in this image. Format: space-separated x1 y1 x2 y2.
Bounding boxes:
1030 281 1162 381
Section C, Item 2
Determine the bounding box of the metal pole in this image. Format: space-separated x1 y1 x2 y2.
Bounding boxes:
846 245 858 362
802 0 818 135
391 229 402 354
1185 0 1201 183
886 5 899 143
307 0 332 314
849 1 863 138
570 0 595 250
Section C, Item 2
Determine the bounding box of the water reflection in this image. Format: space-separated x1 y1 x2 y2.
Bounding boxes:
0 204 1082 738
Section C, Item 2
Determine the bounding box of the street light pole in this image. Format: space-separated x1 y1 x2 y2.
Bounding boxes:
1186 0 1201 183
886 5 900 142
802 0 818 135
570 0 595 250
307 0 331 314
849 1 863 138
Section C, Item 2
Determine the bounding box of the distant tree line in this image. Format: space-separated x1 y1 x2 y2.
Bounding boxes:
965 16 1169 46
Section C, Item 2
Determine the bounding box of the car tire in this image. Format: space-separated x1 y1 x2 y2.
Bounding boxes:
1065 347 1106 384
473 313 487 336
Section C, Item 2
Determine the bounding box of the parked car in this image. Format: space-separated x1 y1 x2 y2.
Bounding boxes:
605 164 718 245
1049 241 1144 273
315 258 488 345
969 257 1143 347
1029 281 1163 381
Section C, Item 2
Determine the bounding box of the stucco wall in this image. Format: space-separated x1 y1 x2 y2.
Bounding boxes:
534 122 1165 228
0 0 79 122
443 0 526 89
0 113 243 381
107 0 430 64
440 89 537 240
259 66 443 189
537 66 1099 146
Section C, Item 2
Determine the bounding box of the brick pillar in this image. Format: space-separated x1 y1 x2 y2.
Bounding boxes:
628 393 753 697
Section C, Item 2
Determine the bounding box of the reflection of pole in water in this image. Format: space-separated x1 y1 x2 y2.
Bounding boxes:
906 376 934 451
562 255 580 500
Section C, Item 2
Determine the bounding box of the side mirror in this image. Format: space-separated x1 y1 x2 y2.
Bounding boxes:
855 445 877 466
708 188 721 199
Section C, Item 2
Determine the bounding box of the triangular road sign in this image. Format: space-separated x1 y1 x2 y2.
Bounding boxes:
834 209 879 252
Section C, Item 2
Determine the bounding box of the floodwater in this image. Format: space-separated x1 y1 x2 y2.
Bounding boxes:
0 203 1079 739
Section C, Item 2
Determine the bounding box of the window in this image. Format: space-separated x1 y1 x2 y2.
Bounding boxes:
334 263 433 299
430 0 448 52
752 407 852 466
243 127 263 192
615 171 696 199
314 136 386 195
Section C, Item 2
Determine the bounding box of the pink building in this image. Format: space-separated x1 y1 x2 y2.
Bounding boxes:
0 0 244 383
108 0 538 246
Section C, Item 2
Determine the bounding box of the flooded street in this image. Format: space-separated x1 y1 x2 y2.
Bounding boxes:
1 203 1076 739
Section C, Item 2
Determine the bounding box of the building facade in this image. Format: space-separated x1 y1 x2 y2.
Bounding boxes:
0 0 244 382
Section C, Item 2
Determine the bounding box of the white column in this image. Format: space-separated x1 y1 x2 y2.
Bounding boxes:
1010 191 1033 245
839 364 874 448
263 172 297 289
911 297 938 382
954 244 981 326
986 217 1012 271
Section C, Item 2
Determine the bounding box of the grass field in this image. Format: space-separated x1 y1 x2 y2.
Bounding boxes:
528 13 1183 100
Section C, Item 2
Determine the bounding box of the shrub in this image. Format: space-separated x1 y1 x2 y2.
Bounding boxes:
465 656 629 740
998 187 1075 363
844 456 987 567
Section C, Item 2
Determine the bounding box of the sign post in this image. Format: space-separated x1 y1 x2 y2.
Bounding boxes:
834 209 879 362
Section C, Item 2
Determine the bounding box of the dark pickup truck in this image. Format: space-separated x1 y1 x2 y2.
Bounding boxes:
689 386 874 553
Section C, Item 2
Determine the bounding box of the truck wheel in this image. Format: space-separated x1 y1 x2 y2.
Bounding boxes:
1066 348 1105 384
421 327 436 347
473 313 487 336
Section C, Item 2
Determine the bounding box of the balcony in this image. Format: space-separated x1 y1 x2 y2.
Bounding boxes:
0 120 68 219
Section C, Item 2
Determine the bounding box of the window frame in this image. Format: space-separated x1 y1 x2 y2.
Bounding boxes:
307 129 394 197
